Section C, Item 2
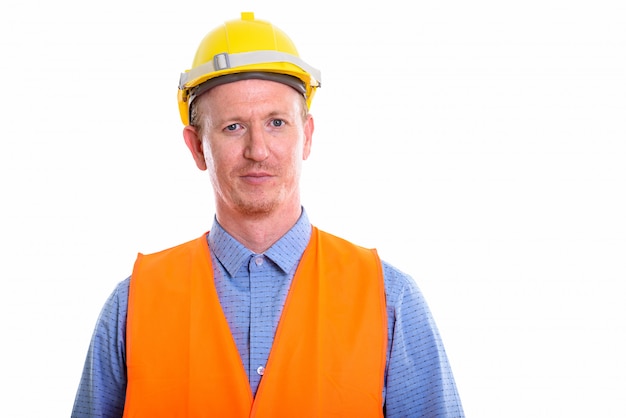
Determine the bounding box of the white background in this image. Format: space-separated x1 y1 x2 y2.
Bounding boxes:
1 0 625 416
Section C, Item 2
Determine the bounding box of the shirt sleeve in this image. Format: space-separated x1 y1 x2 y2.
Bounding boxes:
71 278 129 418
382 262 465 417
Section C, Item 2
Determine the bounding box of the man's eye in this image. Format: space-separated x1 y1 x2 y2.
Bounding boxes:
271 119 285 127
225 124 239 131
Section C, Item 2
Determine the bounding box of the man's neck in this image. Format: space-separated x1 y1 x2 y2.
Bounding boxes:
215 205 302 254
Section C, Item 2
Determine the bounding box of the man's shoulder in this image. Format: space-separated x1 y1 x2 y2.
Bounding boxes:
138 233 209 260
314 227 374 253
380 260 417 289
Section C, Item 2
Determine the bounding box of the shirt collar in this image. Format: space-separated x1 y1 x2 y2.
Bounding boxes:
207 208 312 277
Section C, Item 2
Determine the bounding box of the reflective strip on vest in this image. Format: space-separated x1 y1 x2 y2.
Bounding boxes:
124 227 387 417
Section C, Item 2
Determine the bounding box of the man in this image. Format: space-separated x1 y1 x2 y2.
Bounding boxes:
72 12 464 417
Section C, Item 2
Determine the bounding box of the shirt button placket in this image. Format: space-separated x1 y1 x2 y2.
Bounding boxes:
249 254 268 393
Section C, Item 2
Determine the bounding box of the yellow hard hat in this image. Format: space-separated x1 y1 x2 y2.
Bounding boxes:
177 12 322 126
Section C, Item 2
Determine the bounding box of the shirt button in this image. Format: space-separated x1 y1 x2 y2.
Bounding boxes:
255 257 264 266
256 366 265 376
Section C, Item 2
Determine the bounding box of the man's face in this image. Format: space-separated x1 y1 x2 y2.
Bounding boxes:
186 78 313 218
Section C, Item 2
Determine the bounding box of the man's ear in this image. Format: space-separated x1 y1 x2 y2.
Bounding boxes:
183 125 207 170
302 114 314 160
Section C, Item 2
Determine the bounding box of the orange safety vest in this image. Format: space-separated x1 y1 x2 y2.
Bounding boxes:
123 227 387 418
